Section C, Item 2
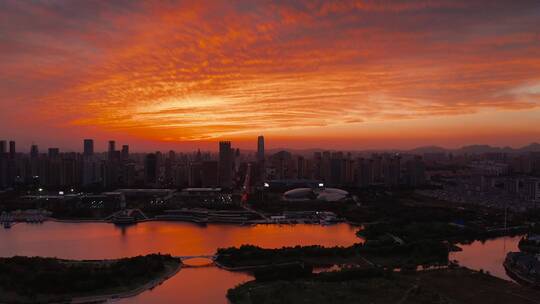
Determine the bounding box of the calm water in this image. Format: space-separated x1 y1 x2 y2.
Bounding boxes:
0 222 521 303
0 221 359 304
450 235 522 281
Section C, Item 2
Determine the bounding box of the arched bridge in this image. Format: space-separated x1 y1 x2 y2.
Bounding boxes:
175 255 217 267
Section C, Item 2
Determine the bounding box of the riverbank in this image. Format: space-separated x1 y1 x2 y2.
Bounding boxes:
0 254 180 304
227 266 540 304
71 259 180 303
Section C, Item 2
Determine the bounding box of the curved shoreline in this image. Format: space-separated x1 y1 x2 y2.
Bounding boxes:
69 260 181 304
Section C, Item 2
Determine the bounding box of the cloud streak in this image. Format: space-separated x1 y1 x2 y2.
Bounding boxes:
1 0 540 148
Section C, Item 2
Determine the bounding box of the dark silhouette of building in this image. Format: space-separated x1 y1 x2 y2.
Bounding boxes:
356 158 374 187
144 153 158 185
108 140 116 161
30 144 39 158
9 141 15 158
406 156 426 187
219 141 233 188
257 135 265 161
48 148 60 158
121 145 129 161
0 141 7 188
201 160 219 187
383 155 401 186
83 139 94 156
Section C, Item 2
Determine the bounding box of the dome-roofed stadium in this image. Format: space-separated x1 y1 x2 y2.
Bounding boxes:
283 187 350 202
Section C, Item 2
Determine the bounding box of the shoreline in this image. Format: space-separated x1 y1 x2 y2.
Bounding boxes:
0 256 182 304
69 260 181 304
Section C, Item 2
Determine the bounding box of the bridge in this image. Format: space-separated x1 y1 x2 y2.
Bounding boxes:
105 208 149 221
176 255 217 261
175 255 217 267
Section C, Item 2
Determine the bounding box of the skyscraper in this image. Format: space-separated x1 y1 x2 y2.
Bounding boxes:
257 136 265 162
356 158 374 187
383 154 401 186
9 141 15 158
30 144 39 158
48 148 60 158
83 139 94 156
144 153 158 185
108 140 116 161
201 160 219 187
121 145 129 161
219 141 233 188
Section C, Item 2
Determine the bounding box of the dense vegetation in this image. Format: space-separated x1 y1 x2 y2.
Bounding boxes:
216 240 448 269
227 267 540 304
254 263 313 282
0 254 180 303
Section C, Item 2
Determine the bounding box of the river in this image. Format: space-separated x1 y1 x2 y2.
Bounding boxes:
0 222 522 303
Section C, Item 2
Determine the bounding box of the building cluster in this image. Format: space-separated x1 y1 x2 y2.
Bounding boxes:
0 137 428 192
262 151 425 188
420 151 540 210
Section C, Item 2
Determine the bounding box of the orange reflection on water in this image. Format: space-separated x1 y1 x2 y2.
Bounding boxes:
0 221 360 259
450 236 521 281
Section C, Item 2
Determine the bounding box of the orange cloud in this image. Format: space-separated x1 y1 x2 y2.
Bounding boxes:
1 0 539 150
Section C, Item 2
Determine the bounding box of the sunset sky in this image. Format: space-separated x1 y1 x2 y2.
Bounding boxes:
1 0 540 152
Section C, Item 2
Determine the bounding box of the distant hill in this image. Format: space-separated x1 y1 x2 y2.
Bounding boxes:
518 142 540 152
409 146 448 154
261 142 540 156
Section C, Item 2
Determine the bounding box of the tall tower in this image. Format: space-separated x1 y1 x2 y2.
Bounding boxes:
121 145 129 161
144 153 158 185
219 141 233 188
83 139 94 156
9 141 15 158
257 136 265 162
30 144 39 158
108 140 116 161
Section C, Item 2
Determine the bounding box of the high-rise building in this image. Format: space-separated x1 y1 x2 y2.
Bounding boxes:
219 141 233 188
0 141 6 155
121 145 129 161
83 139 94 156
144 153 158 185
0 156 6 188
406 156 426 187
108 140 116 161
383 155 401 186
0 141 7 188
48 148 60 158
9 141 15 158
525 178 540 202
30 144 39 158
356 158 374 187
82 157 99 186
201 160 219 187
257 136 265 161
168 150 176 162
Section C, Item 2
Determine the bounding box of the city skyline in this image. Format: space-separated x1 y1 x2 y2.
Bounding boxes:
3 2 540 303
2 1 540 150
1 137 540 154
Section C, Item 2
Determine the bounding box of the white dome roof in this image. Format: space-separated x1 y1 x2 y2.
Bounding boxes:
283 187 349 202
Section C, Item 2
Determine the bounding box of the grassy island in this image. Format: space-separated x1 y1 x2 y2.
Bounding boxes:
0 254 180 304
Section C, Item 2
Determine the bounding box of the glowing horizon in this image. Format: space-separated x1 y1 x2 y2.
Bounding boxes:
1 0 540 151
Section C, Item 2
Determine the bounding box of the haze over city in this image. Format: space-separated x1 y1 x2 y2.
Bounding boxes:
2 0 540 151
